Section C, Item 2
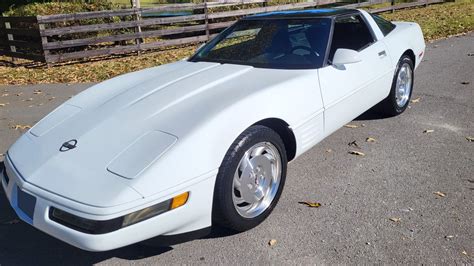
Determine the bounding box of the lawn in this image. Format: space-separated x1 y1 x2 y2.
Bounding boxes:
0 0 472 85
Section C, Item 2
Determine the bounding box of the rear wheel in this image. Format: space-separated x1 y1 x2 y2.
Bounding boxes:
377 55 414 116
212 125 287 231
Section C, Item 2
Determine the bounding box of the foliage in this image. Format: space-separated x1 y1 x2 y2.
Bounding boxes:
0 45 198 84
4 1 133 53
4 0 123 16
378 0 474 41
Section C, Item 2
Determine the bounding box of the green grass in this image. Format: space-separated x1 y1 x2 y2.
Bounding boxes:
111 0 174 8
377 0 474 40
0 0 472 85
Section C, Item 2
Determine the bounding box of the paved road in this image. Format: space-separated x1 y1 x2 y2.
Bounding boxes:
0 33 472 265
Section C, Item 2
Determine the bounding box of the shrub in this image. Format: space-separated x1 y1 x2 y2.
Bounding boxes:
4 1 132 55
4 0 122 16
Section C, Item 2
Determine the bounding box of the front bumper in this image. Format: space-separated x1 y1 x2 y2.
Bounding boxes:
1 155 217 251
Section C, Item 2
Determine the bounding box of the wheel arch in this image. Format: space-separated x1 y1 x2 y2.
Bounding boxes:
252 118 297 162
402 49 416 66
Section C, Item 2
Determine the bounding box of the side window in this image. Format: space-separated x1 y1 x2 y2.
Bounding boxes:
329 15 375 61
371 14 396 36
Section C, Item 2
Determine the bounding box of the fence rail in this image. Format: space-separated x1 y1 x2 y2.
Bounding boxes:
0 0 444 64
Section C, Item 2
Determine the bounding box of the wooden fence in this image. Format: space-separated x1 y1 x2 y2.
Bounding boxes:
0 0 444 64
0 16 44 61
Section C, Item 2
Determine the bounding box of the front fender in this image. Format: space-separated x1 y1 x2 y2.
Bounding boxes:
129 68 323 197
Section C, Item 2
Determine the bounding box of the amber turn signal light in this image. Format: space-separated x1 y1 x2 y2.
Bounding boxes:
171 192 189 210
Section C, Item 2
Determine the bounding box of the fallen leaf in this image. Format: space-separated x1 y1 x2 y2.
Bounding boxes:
268 239 277 246
423 129 435 133
325 149 332 153
348 151 365 156
445 235 454 239
466 136 474 142
15 93 23 96
411 97 421 103
25 98 33 101
344 124 358 128
348 140 360 149
33 90 42 95
1 93 8 97
0 103 8 107
49 97 56 101
434 191 446 197
389 217 401 223
11 124 32 130
361 124 366 127
298 201 322 208
461 250 468 256
366 137 376 142
460 81 470 85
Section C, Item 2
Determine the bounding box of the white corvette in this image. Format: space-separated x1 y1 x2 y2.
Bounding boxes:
2 8 425 251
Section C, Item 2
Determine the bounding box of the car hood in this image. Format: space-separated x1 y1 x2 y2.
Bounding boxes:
8 60 315 207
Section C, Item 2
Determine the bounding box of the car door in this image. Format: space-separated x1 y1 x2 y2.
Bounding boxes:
318 14 393 136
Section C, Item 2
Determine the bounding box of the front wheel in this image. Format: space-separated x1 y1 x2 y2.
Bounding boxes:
212 125 287 232
376 55 414 116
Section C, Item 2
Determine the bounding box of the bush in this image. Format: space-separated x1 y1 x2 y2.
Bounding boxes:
4 0 122 16
3 1 132 55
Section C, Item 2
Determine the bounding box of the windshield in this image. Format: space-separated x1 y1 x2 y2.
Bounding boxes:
189 18 332 69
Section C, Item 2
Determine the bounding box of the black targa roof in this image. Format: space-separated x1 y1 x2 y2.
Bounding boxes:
244 8 358 20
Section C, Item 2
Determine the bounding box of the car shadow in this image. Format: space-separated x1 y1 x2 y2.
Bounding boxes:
354 108 389 121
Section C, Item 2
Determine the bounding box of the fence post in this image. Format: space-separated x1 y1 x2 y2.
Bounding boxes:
391 0 395 13
4 21 16 63
204 0 210 41
132 0 142 54
38 20 51 67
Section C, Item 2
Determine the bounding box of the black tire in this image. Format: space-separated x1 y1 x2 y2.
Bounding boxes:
212 125 287 232
376 55 414 117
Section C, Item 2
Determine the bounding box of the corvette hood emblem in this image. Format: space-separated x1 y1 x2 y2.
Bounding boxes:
60 139 77 152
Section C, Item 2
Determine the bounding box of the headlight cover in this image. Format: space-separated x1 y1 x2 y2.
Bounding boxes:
50 192 189 234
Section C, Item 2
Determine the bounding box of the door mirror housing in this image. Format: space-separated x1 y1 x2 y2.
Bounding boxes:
332 48 362 66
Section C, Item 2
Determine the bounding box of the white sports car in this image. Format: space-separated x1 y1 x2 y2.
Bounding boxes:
2 8 425 251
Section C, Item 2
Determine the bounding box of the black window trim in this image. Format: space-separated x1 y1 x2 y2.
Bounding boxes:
370 13 397 37
325 11 378 65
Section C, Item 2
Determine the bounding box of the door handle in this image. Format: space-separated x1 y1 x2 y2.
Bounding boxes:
378 50 387 57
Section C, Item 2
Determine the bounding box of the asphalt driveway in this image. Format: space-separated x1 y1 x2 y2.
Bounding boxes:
0 32 472 265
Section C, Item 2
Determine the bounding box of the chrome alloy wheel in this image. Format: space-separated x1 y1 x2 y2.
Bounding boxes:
395 62 413 107
232 142 282 218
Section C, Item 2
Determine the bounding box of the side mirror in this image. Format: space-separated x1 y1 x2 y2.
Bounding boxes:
332 48 362 66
